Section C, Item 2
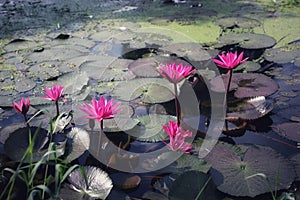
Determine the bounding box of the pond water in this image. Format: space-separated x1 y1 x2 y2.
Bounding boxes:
0 0 300 199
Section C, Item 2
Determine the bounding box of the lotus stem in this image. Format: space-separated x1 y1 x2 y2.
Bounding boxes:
224 69 233 130
174 83 180 126
55 100 60 117
97 120 103 156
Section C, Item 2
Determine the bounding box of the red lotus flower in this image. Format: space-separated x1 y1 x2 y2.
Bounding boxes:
212 51 248 70
13 97 30 115
42 85 64 101
158 62 196 83
162 121 192 153
80 96 121 122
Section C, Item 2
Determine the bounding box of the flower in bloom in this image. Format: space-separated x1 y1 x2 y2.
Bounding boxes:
13 97 30 115
158 62 196 83
162 121 193 153
42 85 64 101
212 51 248 70
80 96 121 122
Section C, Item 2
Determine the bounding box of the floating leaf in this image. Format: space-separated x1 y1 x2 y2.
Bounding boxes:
68 166 113 199
110 173 141 189
290 154 300 181
128 57 161 78
111 78 179 103
65 127 90 162
3 39 43 52
128 114 176 142
4 127 66 162
272 122 300 142
159 43 212 62
204 144 296 197
264 43 300 64
174 154 211 173
210 73 279 98
234 61 261 72
169 171 213 200
217 33 276 49
215 17 261 29
226 96 273 121
14 75 36 93
142 191 169 200
57 71 89 95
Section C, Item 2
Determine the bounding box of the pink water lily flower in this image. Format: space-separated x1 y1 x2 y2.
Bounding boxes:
212 51 248 70
162 121 193 153
158 62 196 83
13 97 30 115
42 85 64 101
80 96 122 122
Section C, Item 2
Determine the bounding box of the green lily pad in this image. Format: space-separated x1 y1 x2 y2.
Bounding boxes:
3 39 43 52
65 127 90 162
4 127 66 163
128 114 176 142
159 43 212 62
217 33 276 49
111 78 179 104
204 144 296 197
93 81 124 94
169 171 213 200
215 17 261 29
68 166 113 199
57 71 89 95
234 61 261 72
128 57 161 78
29 61 61 81
272 122 300 142
264 43 300 64
14 75 36 93
174 154 211 174
26 44 89 63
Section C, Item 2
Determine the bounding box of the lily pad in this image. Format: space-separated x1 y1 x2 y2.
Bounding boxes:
210 73 279 98
14 75 36 93
3 39 43 52
174 153 211 173
290 154 300 181
128 57 161 78
128 114 176 142
110 173 141 189
57 71 89 95
111 78 179 104
234 61 261 72
217 33 276 49
204 144 296 197
65 127 90 162
169 171 213 200
272 122 300 142
226 96 273 121
29 61 61 81
215 17 261 29
159 43 211 62
4 127 65 163
264 43 300 64
68 166 113 199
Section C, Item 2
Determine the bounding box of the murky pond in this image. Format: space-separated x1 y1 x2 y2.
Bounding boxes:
0 0 300 199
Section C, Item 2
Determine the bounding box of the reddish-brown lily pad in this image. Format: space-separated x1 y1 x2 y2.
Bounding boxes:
272 122 300 142
210 73 279 98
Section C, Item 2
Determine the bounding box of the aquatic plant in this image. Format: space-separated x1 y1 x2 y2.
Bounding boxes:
13 97 30 123
162 121 193 153
158 62 196 125
80 96 121 155
42 85 64 116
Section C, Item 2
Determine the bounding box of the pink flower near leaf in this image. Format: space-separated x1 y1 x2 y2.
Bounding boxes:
80 96 121 122
212 51 248 70
162 121 193 153
158 62 196 83
42 85 64 101
13 97 30 115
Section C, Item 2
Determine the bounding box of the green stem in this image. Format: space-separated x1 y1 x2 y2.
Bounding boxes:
174 83 180 126
224 70 233 130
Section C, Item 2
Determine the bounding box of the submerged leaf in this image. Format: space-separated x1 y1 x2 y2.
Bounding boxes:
68 166 113 199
